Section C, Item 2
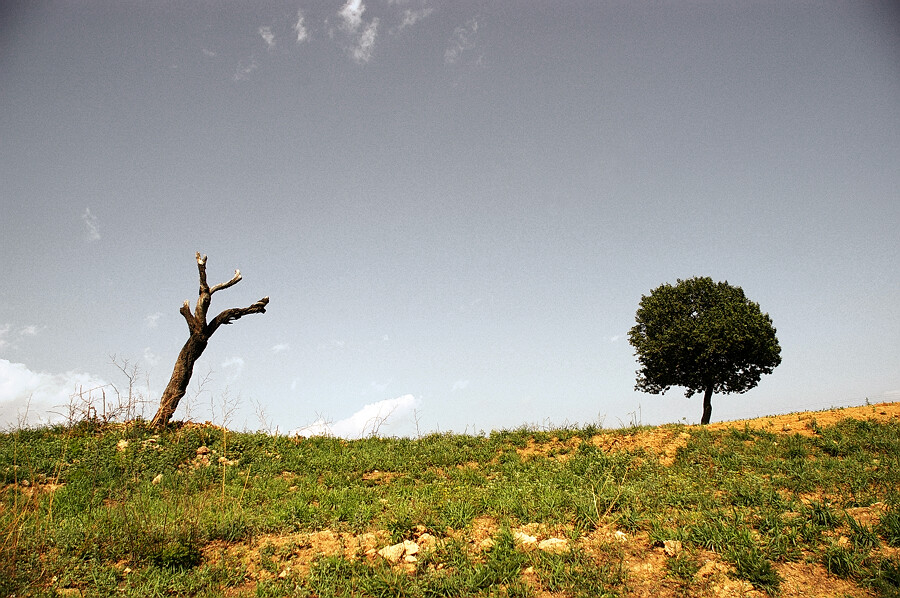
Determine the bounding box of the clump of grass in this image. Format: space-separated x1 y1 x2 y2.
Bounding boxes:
822 542 867 579
727 545 781 595
878 502 900 547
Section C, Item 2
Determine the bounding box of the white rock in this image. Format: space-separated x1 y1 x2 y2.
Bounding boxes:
417 533 437 551
377 542 406 563
663 540 683 557
151 474 163 485
538 538 569 553
513 530 538 545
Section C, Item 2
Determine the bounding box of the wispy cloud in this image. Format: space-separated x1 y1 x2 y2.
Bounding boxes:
396 6 433 32
259 26 275 48
142 347 161 367
351 20 378 63
271 343 290 354
144 312 163 329
221 356 245 380
202 48 216 57
339 0 365 31
452 379 470 391
290 394 418 439
294 9 309 43
335 0 379 63
0 324 40 350
444 17 479 65
81 207 100 241
233 58 258 81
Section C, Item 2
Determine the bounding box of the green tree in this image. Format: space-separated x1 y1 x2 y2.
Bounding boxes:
628 277 781 425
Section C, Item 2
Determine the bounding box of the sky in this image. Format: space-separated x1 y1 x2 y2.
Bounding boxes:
1 1 899 436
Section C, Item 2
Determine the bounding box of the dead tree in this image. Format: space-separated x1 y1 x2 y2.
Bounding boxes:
150 252 269 429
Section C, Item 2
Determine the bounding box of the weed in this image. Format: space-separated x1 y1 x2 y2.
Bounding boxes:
822 542 867 579
878 503 900 547
727 544 781 595
667 550 700 581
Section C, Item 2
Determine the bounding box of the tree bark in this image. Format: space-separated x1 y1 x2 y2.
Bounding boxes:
149 253 268 429
700 384 714 425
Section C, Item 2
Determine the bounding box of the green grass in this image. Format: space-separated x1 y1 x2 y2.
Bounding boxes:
1 414 899 596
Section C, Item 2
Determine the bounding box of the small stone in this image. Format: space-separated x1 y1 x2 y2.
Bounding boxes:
278 568 290 578
513 530 538 545
378 542 406 563
116 439 129 451
417 533 437 551
402 540 420 555
538 538 569 553
663 540 683 557
151 474 163 485
614 530 628 542
404 554 418 563
196 446 210 455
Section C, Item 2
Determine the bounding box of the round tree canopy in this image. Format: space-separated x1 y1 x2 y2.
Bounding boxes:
628 276 781 399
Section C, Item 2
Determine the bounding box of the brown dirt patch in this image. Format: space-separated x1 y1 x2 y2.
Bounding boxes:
703 401 900 437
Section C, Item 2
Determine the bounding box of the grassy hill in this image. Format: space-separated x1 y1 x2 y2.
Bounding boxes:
2 403 899 597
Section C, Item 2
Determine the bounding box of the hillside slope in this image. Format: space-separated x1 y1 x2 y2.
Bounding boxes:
1 402 898 597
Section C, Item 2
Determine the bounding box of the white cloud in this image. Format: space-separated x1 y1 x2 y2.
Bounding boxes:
202 48 217 57
259 26 275 48
608 334 623 343
20 325 38 336
339 0 365 31
271 343 290 354
444 18 479 65
81 207 100 241
0 358 110 428
294 9 309 43
290 394 418 439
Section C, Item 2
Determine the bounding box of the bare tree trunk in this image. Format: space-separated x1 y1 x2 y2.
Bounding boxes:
150 253 268 429
700 384 714 425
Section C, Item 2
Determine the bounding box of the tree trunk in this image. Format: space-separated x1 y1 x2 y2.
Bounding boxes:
149 253 268 429
700 384 714 425
150 334 208 428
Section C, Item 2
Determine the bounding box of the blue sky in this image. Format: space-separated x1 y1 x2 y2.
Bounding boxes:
1 1 899 435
